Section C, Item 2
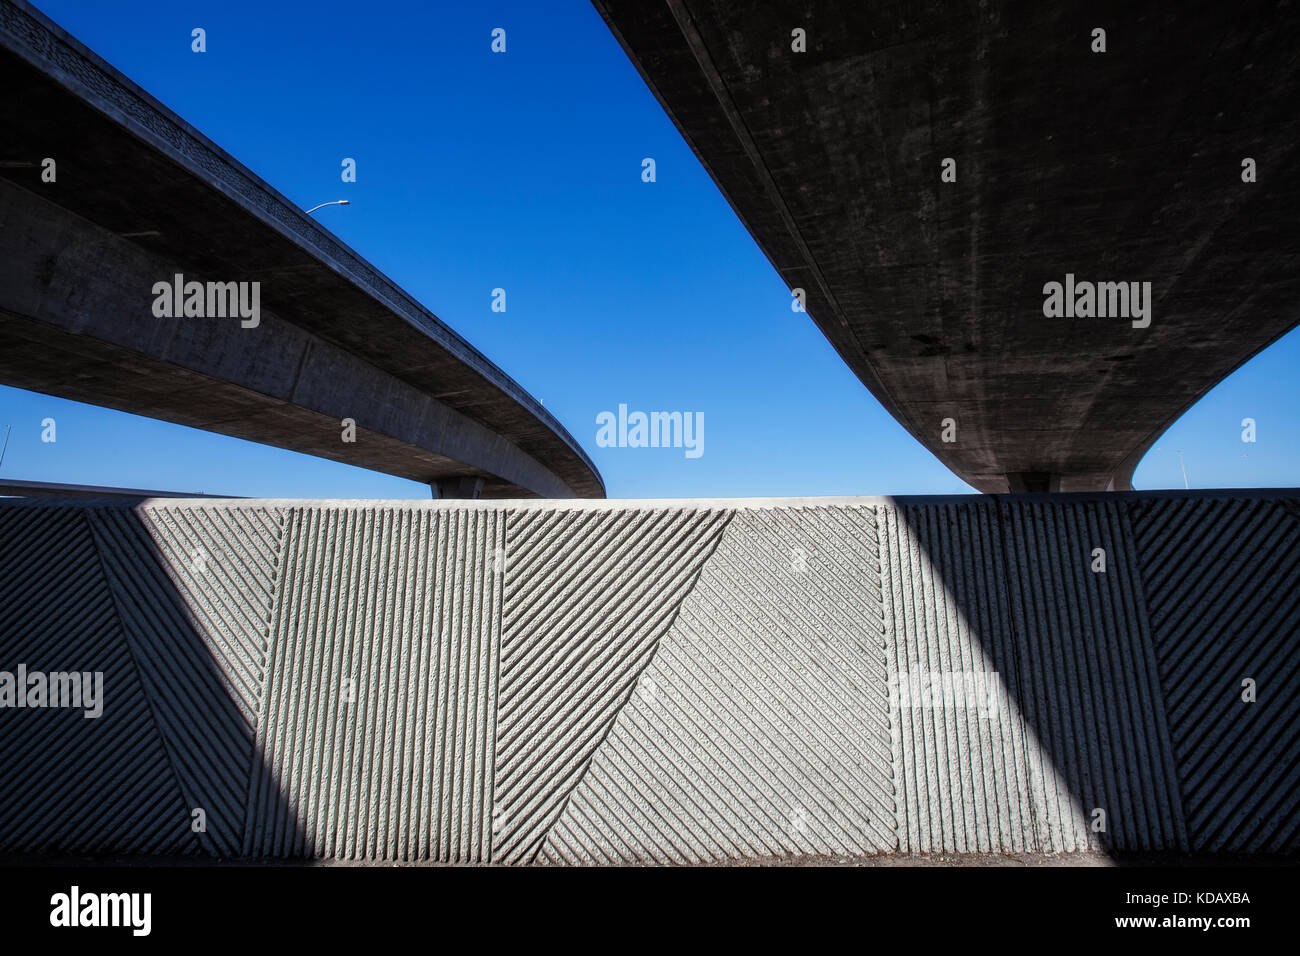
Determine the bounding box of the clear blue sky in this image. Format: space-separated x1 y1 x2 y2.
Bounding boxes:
3 0 1297 498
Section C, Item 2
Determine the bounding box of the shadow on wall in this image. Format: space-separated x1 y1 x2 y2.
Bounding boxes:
0 500 306 859
1 494 1296 863
888 493 1300 859
0 498 507 863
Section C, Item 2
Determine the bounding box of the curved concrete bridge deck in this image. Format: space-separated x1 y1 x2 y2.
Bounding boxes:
590 0 1300 493
0 0 601 499
1 490 1296 863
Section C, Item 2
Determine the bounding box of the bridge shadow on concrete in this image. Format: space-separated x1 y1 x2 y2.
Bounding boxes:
888 497 1174 859
0 499 306 861
890 492 1300 861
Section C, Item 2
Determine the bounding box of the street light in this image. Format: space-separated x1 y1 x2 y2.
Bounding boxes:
1154 446 1190 489
305 200 350 215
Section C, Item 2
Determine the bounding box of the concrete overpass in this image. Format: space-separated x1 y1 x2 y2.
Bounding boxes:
0 2 1295 868
0 0 603 500
592 0 1300 492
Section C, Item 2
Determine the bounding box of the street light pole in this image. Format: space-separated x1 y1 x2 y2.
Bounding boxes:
305 200 350 215
1153 445 1191 490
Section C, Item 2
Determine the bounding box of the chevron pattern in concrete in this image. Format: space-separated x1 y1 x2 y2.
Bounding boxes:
0 492 1295 862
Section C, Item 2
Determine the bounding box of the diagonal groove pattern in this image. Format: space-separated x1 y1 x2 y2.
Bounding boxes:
140 504 285 725
2 494 1295 863
541 506 894 864
1130 496 1300 852
90 506 277 857
0 504 193 855
494 505 731 864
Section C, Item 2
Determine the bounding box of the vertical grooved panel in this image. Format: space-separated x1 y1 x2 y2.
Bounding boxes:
247 505 503 861
998 500 1186 852
883 503 1032 854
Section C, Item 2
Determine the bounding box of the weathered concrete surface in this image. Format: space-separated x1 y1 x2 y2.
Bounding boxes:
590 0 1300 492
0 0 602 499
1 490 1295 863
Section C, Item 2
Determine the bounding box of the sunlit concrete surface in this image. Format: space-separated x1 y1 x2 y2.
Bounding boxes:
591 0 1300 493
0 0 602 499
1 490 1295 863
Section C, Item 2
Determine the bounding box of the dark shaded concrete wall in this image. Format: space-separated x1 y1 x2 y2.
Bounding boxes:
1 491 1295 862
591 0 1300 492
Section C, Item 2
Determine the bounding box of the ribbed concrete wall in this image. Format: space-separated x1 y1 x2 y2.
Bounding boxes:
0 493 1295 861
1130 496 1300 853
996 501 1186 853
541 507 893 864
882 502 1030 855
249 507 504 861
494 506 730 863
0 506 193 855
92 504 288 857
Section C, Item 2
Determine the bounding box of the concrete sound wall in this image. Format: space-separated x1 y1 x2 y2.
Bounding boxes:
0 492 1296 863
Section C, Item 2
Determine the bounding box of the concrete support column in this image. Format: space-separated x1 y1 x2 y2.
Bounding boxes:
1006 472 1062 493
432 476 485 499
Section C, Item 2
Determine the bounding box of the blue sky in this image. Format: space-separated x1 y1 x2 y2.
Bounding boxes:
2 0 1297 498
